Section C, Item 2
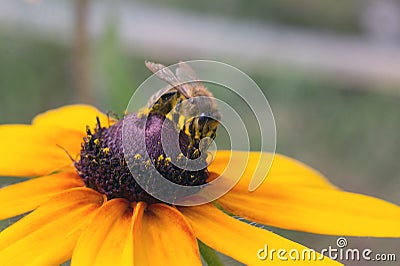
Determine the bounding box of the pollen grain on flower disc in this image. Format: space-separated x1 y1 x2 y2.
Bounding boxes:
74 113 209 204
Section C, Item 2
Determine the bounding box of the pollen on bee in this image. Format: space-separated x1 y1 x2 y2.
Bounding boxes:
157 154 165 163
102 147 110 155
177 153 184 161
165 156 171 166
134 153 142 160
93 139 100 145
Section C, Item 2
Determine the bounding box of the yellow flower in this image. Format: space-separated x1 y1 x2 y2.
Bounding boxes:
0 105 399 265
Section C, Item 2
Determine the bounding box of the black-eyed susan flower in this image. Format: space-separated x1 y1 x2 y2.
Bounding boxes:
0 104 399 266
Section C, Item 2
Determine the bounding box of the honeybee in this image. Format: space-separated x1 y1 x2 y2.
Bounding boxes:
140 61 221 151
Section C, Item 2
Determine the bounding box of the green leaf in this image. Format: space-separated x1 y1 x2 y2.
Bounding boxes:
198 239 224 266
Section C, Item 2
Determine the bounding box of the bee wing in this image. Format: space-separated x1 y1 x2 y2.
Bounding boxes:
145 61 181 86
145 61 191 98
176 61 201 85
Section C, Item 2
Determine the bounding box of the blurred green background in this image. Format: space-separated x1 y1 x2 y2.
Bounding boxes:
0 0 399 265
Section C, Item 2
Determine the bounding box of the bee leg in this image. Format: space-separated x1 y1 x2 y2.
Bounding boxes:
192 148 201 159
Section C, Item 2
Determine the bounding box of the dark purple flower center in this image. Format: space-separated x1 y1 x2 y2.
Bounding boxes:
74 113 209 204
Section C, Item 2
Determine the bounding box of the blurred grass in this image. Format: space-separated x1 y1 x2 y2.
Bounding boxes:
0 33 72 124
256 70 400 202
92 19 149 114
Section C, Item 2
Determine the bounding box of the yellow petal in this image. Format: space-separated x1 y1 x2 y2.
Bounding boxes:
219 184 400 237
0 170 83 220
209 151 336 189
134 203 201 266
129 201 146 264
32 104 114 133
180 204 340 265
216 153 400 237
72 201 146 266
0 187 103 265
0 125 83 177
72 198 133 266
